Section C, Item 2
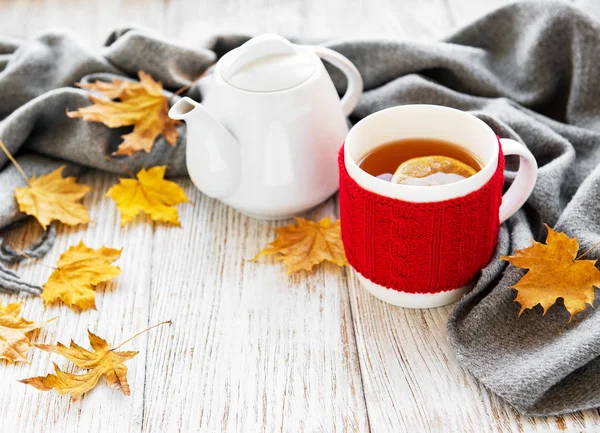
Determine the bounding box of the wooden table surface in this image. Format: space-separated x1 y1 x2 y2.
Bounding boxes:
2 0 600 432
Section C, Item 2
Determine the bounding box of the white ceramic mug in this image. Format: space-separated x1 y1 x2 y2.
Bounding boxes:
340 105 538 308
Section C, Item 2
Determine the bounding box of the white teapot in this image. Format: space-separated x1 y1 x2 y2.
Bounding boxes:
169 34 363 219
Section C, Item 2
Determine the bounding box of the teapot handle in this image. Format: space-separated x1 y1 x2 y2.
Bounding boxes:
310 46 363 117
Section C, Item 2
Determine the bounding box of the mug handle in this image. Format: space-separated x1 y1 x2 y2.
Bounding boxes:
309 46 364 117
498 138 538 223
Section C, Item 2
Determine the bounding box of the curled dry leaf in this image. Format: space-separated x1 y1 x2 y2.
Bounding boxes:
501 225 600 319
105 166 189 227
0 302 55 363
14 166 92 230
42 241 122 311
20 321 170 400
253 217 347 273
20 330 137 400
67 70 180 156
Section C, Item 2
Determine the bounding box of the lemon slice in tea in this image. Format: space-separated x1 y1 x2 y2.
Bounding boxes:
391 155 477 185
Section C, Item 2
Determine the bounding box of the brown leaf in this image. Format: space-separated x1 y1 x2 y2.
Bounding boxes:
253 217 347 273
20 330 137 400
67 71 181 156
501 225 600 319
0 302 54 363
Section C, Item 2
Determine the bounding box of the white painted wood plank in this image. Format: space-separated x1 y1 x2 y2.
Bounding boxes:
1 0 166 46
0 0 528 48
142 182 368 433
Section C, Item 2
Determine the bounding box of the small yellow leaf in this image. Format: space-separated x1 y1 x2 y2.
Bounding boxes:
501 225 600 319
105 166 189 227
14 166 92 230
253 217 347 273
0 302 54 363
42 241 122 311
67 70 181 156
20 330 137 400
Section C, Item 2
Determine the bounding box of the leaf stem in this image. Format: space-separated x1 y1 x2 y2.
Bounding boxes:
104 156 136 178
576 240 600 260
16 249 38 262
174 64 215 96
111 320 172 351
0 140 29 183
13 248 56 270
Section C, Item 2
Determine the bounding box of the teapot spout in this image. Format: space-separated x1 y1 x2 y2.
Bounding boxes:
169 97 240 199
169 96 201 121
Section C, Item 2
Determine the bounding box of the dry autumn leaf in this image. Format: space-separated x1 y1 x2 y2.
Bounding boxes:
105 166 188 226
253 217 347 273
67 70 180 156
20 322 169 400
501 225 600 319
42 241 122 311
0 302 55 363
21 331 136 400
0 141 92 230
14 166 92 230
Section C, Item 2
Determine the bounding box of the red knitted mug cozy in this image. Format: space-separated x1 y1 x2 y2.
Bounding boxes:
338 142 505 294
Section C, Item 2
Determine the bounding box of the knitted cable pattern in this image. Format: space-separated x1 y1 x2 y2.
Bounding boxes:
339 143 504 294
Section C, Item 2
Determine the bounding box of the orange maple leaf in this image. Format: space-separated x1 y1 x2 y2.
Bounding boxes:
501 225 600 319
21 331 137 400
253 217 347 273
67 71 180 156
20 322 170 400
0 302 55 363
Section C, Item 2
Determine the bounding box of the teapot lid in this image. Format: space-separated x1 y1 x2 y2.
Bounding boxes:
220 34 315 92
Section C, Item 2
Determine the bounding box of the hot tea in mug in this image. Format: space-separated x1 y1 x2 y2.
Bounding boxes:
358 138 483 186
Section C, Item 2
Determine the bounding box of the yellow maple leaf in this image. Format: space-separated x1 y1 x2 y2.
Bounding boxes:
13 166 92 230
253 217 347 273
501 225 600 319
0 141 90 230
0 302 54 363
67 70 181 156
20 330 137 400
105 166 189 227
42 241 122 311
